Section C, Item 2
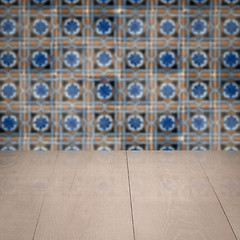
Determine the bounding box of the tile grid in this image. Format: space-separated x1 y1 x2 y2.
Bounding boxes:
212 0 221 150
53 0 61 150
116 0 124 150
180 0 188 150
85 0 93 150
207 0 218 150
20 0 28 150
0 0 240 150
148 0 155 150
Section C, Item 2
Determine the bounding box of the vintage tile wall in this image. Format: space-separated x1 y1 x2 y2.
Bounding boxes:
0 0 239 150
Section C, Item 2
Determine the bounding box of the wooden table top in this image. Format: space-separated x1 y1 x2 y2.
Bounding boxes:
0 151 239 240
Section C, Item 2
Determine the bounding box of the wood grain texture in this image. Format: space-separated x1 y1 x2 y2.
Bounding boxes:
0 151 58 240
198 151 240 240
127 151 236 240
229 216 240 240
0 151 239 240
0 151 58 195
0 194 44 240
34 151 134 240
0 152 19 194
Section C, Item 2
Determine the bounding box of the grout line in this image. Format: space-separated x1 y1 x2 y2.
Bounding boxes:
125 151 136 240
197 157 238 240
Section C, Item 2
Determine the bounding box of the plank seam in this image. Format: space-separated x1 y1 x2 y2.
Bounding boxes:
32 194 46 240
32 151 60 240
125 151 136 240
197 157 238 240
68 160 79 196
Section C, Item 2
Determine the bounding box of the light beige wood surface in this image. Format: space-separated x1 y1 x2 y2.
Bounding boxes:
0 151 239 240
0 151 58 195
0 194 44 240
34 151 134 240
198 151 240 240
0 151 58 240
229 216 240 240
127 151 237 240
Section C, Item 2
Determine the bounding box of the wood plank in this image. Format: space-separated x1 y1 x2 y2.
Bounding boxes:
0 151 58 195
229 216 240 240
0 194 44 240
34 151 134 240
127 151 236 240
45 151 83 196
0 151 24 176
0 152 58 240
198 151 240 239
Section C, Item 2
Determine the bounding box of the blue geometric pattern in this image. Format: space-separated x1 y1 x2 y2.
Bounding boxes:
0 0 240 151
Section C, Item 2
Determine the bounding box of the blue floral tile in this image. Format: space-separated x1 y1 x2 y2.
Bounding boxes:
1 115 18 132
0 0 240 150
64 114 81 132
96 114 114 132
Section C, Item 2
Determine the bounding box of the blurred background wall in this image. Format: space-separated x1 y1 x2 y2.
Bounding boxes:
0 0 239 150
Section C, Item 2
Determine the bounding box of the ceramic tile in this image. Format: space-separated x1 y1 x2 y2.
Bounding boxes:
0 0 239 150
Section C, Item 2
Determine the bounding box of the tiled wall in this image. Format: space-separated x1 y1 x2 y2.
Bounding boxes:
0 0 239 150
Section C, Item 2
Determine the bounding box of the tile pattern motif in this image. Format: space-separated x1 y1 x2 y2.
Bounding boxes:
0 0 240 150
